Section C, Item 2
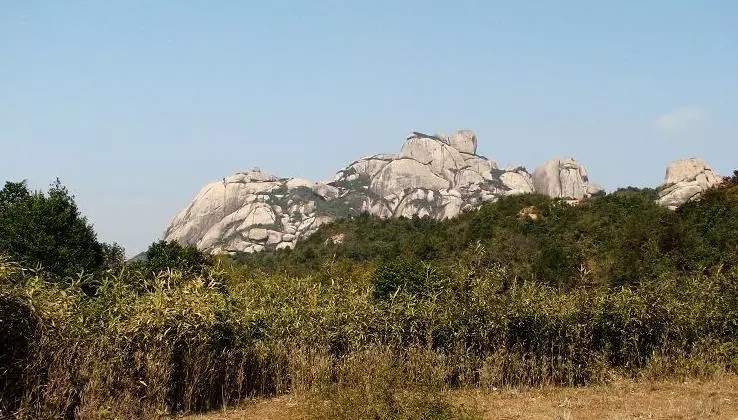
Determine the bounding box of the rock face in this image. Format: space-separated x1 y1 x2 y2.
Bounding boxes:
657 158 724 210
165 167 337 253
164 130 603 254
448 130 478 155
532 158 604 200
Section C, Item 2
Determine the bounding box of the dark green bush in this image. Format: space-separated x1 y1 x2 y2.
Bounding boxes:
372 256 443 300
0 180 104 280
135 240 213 276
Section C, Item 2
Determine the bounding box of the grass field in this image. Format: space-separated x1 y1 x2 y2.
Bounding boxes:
184 375 738 420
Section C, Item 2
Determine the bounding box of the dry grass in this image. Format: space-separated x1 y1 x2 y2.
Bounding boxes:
185 376 738 420
185 395 302 420
456 375 738 420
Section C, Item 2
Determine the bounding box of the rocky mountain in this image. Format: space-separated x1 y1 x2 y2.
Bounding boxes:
163 130 720 254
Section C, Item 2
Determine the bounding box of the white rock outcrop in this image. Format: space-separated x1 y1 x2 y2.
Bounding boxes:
657 158 724 210
448 130 478 155
164 130 605 254
532 158 603 200
500 168 535 195
371 158 451 196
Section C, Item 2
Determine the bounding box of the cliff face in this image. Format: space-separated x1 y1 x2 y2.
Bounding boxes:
164 130 716 254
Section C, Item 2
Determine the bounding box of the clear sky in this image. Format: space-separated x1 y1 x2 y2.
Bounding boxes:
2 1 737 256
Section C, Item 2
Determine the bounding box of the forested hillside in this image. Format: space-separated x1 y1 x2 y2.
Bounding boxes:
1 174 737 418
236 171 738 290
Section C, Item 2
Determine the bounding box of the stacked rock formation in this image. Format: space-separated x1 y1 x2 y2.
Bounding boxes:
656 158 724 210
163 130 603 254
532 158 604 200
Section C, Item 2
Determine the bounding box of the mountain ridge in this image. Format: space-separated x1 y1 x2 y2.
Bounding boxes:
164 130 723 254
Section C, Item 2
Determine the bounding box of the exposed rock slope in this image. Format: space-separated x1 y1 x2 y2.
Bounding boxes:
166 130 548 253
657 158 724 210
165 130 714 255
533 158 604 200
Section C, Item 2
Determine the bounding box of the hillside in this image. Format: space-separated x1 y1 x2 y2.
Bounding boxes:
234 174 738 290
1 172 737 418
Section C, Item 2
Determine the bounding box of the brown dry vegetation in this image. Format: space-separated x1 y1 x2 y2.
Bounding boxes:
187 376 738 420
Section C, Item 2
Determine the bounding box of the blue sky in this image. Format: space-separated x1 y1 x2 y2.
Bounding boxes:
2 1 737 256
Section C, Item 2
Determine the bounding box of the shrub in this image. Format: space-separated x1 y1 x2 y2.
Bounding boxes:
136 240 213 276
372 256 442 300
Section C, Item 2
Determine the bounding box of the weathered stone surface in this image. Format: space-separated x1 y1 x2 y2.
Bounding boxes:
448 130 478 155
657 158 723 210
500 170 534 195
395 189 431 218
286 178 314 190
313 183 340 200
342 154 395 178
276 242 295 250
532 158 602 199
462 154 497 180
164 130 611 255
247 228 269 241
266 230 282 245
441 194 463 219
399 135 467 176
371 159 451 196
455 169 486 188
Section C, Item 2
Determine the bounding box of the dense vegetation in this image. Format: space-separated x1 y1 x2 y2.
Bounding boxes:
0 180 105 279
1 174 737 419
236 173 738 290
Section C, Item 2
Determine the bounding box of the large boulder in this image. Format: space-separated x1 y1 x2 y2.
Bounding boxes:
657 158 723 210
532 158 603 199
500 167 535 195
399 134 467 177
448 130 478 155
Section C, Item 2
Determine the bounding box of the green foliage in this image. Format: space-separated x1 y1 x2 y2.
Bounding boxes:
676 176 738 272
1 256 737 417
331 171 372 191
2 172 738 417
0 180 103 279
135 240 213 276
373 256 443 300
101 242 126 271
238 180 738 290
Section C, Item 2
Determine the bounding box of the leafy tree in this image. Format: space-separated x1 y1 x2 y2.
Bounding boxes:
0 179 103 279
101 242 126 271
138 240 213 275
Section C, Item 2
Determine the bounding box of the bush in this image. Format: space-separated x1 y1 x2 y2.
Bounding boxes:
372 256 443 300
0 256 737 417
136 240 213 276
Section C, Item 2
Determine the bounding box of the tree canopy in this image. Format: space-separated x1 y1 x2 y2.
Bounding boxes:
0 180 104 279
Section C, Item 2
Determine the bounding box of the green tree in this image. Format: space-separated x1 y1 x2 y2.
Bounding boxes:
139 240 213 275
0 179 104 279
101 242 126 271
